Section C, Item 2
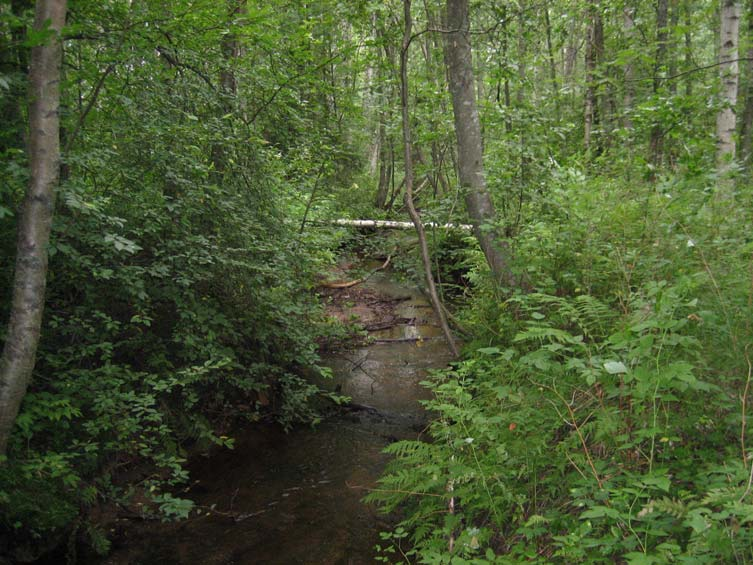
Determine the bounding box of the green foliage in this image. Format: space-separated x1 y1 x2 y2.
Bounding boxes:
369 171 753 563
1 0 363 558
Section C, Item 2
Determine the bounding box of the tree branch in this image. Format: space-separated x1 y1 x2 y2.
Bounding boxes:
248 53 343 124
64 63 115 154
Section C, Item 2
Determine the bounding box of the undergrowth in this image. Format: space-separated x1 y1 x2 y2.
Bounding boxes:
367 170 753 564
0 58 349 560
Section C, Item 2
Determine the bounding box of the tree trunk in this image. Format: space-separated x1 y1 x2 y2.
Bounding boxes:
563 16 580 83
669 0 680 96
515 1 529 230
445 0 514 287
623 5 636 130
684 1 693 96
421 0 453 198
400 0 458 357
650 0 669 169
495 6 513 134
716 0 741 193
593 1 605 148
516 4 527 110
375 118 390 208
740 0 753 165
220 1 243 95
584 0 599 153
365 12 380 176
544 0 561 121
211 0 245 184
0 0 67 456
376 31 400 210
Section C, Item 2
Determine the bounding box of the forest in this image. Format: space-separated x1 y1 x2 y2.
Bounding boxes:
2 0 753 562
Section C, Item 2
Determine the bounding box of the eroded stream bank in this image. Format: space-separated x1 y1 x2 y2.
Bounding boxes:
100 266 453 564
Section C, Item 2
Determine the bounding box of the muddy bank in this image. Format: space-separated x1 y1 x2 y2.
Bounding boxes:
99 266 453 564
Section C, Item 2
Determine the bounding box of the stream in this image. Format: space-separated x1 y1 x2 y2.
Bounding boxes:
100 268 453 564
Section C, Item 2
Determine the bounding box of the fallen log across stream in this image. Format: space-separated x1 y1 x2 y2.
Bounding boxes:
331 219 472 230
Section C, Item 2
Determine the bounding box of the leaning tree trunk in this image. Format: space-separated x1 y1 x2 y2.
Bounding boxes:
445 0 515 287
716 0 742 199
0 0 67 456
400 0 458 357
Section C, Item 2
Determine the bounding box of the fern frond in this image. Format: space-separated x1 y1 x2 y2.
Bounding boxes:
653 496 688 519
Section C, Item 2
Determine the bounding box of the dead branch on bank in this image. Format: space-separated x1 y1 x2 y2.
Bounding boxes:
319 255 391 289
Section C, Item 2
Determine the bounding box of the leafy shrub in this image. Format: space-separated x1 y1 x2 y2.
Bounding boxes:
0 3 350 555
369 172 753 564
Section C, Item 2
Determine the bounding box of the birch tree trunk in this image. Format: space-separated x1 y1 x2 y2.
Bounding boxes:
445 0 514 287
365 12 380 176
0 0 67 455
739 0 753 165
716 0 742 197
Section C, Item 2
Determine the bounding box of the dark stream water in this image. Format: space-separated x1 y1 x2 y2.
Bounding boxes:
102 271 453 564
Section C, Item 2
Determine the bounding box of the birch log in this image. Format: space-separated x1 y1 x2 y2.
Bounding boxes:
332 219 472 230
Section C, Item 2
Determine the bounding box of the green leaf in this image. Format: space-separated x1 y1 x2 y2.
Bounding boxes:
625 553 661 565
685 510 710 533
641 474 671 492
603 361 628 374
580 505 621 519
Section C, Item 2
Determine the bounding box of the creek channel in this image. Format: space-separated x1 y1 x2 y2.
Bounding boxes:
101 265 454 564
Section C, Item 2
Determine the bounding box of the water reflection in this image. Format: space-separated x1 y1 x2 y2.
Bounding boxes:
102 270 452 564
